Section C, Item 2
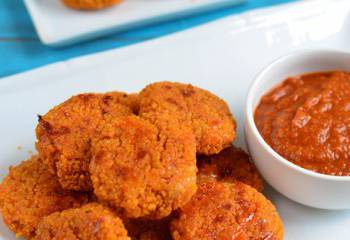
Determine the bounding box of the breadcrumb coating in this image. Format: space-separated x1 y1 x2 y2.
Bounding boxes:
0 156 88 238
34 203 130 240
197 145 263 191
171 181 283 240
90 115 197 219
36 92 134 191
139 82 236 155
62 0 123 10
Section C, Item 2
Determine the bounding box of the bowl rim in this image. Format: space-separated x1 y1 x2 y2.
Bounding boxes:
245 48 350 181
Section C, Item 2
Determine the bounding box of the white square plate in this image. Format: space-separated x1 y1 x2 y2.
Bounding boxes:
2 0 350 239
24 0 244 46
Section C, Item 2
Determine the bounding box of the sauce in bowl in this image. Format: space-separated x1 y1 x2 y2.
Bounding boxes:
254 71 350 176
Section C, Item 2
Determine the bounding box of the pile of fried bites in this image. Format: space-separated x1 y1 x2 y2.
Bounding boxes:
0 82 284 240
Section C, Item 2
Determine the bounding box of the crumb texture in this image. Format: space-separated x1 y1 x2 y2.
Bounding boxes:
171 181 283 240
0 156 88 238
34 203 130 240
36 92 134 191
197 145 263 192
90 116 197 219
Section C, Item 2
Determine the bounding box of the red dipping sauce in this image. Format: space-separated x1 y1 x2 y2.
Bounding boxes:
255 71 350 176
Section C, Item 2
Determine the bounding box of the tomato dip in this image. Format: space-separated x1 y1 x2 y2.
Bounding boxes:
254 71 350 176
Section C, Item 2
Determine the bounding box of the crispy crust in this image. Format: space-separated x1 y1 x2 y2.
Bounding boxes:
62 0 123 10
139 82 236 155
34 203 130 240
0 156 88 238
171 181 283 240
197 145 264 192
90 115 197 219
36 92 134 191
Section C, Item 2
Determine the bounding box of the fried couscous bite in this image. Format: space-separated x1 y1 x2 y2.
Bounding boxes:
197 145 263 192
171 181 283 240
90 115 197 219
139 82 236 155
36 92 135 191
62 0 123 10
0 156 88 238
34 203 130 240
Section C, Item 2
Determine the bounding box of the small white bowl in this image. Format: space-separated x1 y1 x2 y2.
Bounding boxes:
245 49 350 210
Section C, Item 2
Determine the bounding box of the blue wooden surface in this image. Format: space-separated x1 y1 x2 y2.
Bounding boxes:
0 0 296 78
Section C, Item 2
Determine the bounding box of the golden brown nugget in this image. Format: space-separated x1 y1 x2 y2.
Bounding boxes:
171 181 283 240
62 0 123 10
0 156 88 238
90 115 197 219
36 92 134 191
197 145 263 192
139 82 236 155
34 203 130 240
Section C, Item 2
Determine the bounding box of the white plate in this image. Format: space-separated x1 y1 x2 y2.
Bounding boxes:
2 0 350 239
24 0 244 46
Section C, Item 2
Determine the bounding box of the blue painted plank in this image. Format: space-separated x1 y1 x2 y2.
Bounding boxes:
0 0 297 77
0 1 37 39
